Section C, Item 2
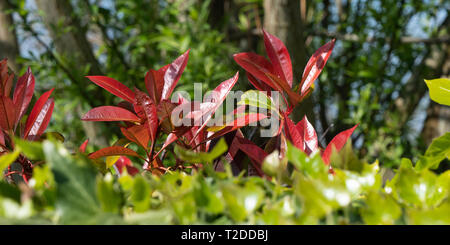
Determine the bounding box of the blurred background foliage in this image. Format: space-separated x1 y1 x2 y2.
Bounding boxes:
0 0 449 168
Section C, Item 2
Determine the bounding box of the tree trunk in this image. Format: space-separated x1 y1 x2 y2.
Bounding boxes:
208 0 226 29
35 0 108 147
0 0 20 73
35 0 102 75
263 0 312 123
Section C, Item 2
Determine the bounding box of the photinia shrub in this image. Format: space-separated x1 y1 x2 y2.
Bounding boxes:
0 59 55 183
232 30 358 174
81 50 265 175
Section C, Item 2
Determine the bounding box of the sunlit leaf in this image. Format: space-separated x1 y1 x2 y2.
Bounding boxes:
424 78 450 106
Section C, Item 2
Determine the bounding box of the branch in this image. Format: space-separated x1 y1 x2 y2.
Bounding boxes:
81 0 130 70
310 31 450 44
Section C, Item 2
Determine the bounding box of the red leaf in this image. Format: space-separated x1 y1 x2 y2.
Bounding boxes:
233 136 265 177
228 131 244 159
115 156 139 176
296 116 318 155
233 53 278 90
284 116 303 149
157 100 177 133
265 72 301 107
121 124 150 148
191 72 239 143
86 76 135 103
299 39 336 96
263 29 293 87
82 106 140 122
0 129 5 147
13 67 35 124
161 49 190 101
88 146 140 159
0 59 14 97
26 98 54 141
79 139 89 153
117 101 135 112
24 88 54 138
134 89 158 150
246 72 272 94
322 124 358 165
0 96 16 131
145 65 168 103
236 137 268 166
206 107 267 141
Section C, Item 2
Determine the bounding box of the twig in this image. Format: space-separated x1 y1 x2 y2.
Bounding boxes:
310 31 450 44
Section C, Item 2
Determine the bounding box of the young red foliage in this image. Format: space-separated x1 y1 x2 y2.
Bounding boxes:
0 96 16 131
133 89 159 152
234 30 336 110
190 72 240 143
86 76 135 103
145 67 167 104
283 116 303 150
262 29 293 88
246 73 272 95
26 98 55 141
296 116 319 155
161 49 190 101
0 59 55 182
88 146 141 159
82 106 141 122
205 112 268 141
233 53 276 89
284 114 358 166
83 51 261 174
299 39 336 96
114 156 139 176
13 68 35 123
322 124 359 165
120 124 150 149
0 59 14 97
79 139 89 153
82 52 192 173
24 88 54 138
235 137 267 175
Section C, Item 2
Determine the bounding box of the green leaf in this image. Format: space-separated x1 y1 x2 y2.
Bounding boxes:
43 140 102 224
0 182 21 202
425 78 450 106
238 90 280 116
14 138 44 160
262 150 282 176
0 150 20 179
131 176 151 213
415 132 450 170
193 177 224 214
329 141 364 173
286 142 327 178
361 191 401 225
221 181 264 222
263 150 290 183
96 173 122 213
407 202 450 225
387 166 447 208
174 138 228 163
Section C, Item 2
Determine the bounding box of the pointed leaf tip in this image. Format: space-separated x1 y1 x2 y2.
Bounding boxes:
87 76 135 103
322 124 358 165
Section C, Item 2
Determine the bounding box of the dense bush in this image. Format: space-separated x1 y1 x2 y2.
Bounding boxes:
0 133 449 225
